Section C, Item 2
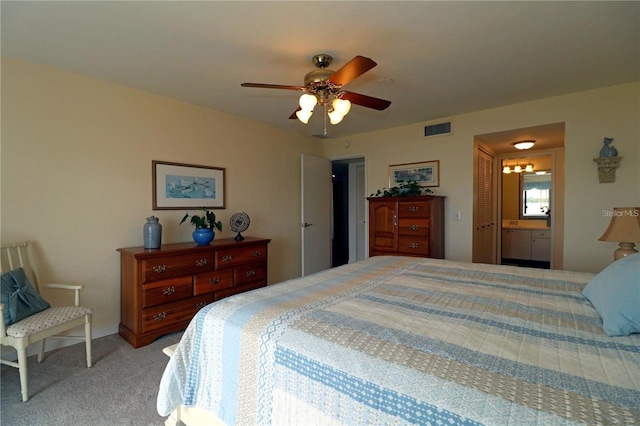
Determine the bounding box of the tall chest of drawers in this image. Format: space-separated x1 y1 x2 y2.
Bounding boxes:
117 237 270 348
368 196 445 258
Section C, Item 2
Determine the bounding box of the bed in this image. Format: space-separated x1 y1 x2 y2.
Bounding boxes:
157 255 640 425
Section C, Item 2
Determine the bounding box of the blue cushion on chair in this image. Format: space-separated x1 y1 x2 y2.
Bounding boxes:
582 253 640 336
1 267 51 326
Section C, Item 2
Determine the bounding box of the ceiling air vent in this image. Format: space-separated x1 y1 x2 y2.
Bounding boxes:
424 120 452 138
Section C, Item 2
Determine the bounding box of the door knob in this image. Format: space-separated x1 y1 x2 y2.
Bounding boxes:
302 222 313 228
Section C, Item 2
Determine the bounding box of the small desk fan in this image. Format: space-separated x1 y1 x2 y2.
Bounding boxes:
230 212 250 241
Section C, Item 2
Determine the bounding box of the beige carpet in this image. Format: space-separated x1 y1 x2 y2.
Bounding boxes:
1 331 182 426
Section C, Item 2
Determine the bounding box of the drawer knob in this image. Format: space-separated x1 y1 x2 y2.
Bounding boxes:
152 265 167 274
196 259 208 267
408 206 420 213
162 286 176 296
246 269 256 277
252 250 262 257
408 242 419 249
222 255 233 263
210 277 221 285
409 224 419 231
153 312 167 321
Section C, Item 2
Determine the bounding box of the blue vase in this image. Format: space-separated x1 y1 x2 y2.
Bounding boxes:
192 228 215 245
599 137 618 158
143 216 162 249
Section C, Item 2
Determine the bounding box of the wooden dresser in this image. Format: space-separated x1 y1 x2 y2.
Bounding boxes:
368 196 444 258
117 237 270 348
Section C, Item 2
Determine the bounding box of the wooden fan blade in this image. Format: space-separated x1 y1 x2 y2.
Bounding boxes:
328 56 377 87
241 83 305 91
341 91 391 111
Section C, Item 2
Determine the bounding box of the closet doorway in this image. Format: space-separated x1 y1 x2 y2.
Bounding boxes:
331 156 366 267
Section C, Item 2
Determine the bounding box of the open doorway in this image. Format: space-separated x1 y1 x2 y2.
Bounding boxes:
501 154 553 269
474 122 565 269
331 157 366 267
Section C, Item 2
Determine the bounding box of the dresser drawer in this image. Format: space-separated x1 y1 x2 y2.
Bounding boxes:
398 218 430 236
142 252 213 283
398 202 429 218
397 236 430 256
235 262 267 286
141 294 213 334
193 269 234 295
215 244 267 268
142 276 193 308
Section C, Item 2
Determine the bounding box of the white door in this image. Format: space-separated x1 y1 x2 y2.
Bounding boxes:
301 154 332 276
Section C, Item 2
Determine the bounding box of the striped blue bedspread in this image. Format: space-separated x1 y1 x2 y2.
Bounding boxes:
157 256 640 425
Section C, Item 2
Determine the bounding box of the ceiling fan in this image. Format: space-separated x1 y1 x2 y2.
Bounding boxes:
241 54 391 127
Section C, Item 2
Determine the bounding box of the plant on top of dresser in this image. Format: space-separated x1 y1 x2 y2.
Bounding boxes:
180 209 223 245
369 180 433 197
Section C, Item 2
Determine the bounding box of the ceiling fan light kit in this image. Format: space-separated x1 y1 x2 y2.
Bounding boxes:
241 53 391 129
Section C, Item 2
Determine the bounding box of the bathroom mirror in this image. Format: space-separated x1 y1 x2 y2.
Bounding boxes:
521 172 551 218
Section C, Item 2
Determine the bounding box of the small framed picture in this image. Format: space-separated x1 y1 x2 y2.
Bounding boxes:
152 161 226 210
388 160 440 187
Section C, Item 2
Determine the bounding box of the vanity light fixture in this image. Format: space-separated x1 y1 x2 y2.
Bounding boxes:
513 140 535 150
502 162 535 174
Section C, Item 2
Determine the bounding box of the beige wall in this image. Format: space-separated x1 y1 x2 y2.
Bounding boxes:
1 57 322 337
2 57 639 343
323 82 640 273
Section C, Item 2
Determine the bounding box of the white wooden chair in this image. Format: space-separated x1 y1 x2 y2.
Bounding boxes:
0 241 93 402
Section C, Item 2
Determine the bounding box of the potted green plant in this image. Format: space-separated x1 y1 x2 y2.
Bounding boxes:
369 180 433 197
180 209 222 245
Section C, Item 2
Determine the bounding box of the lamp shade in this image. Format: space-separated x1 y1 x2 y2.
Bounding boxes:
332 98 351 116
295 109 313 124
299 94 317 111
599 207 640 260
328 109 345 124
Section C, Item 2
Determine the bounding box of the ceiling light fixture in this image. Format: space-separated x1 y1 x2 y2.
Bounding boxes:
241 54 391 127
513 140 536 150
296 92 352 125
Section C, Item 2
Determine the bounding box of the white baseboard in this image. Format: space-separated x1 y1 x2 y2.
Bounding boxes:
1 325 119 362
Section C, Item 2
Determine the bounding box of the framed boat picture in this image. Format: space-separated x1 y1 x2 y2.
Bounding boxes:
388 160 440 188
152 160 226 210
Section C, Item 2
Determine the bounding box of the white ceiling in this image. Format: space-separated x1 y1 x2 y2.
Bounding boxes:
2 1 638 145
